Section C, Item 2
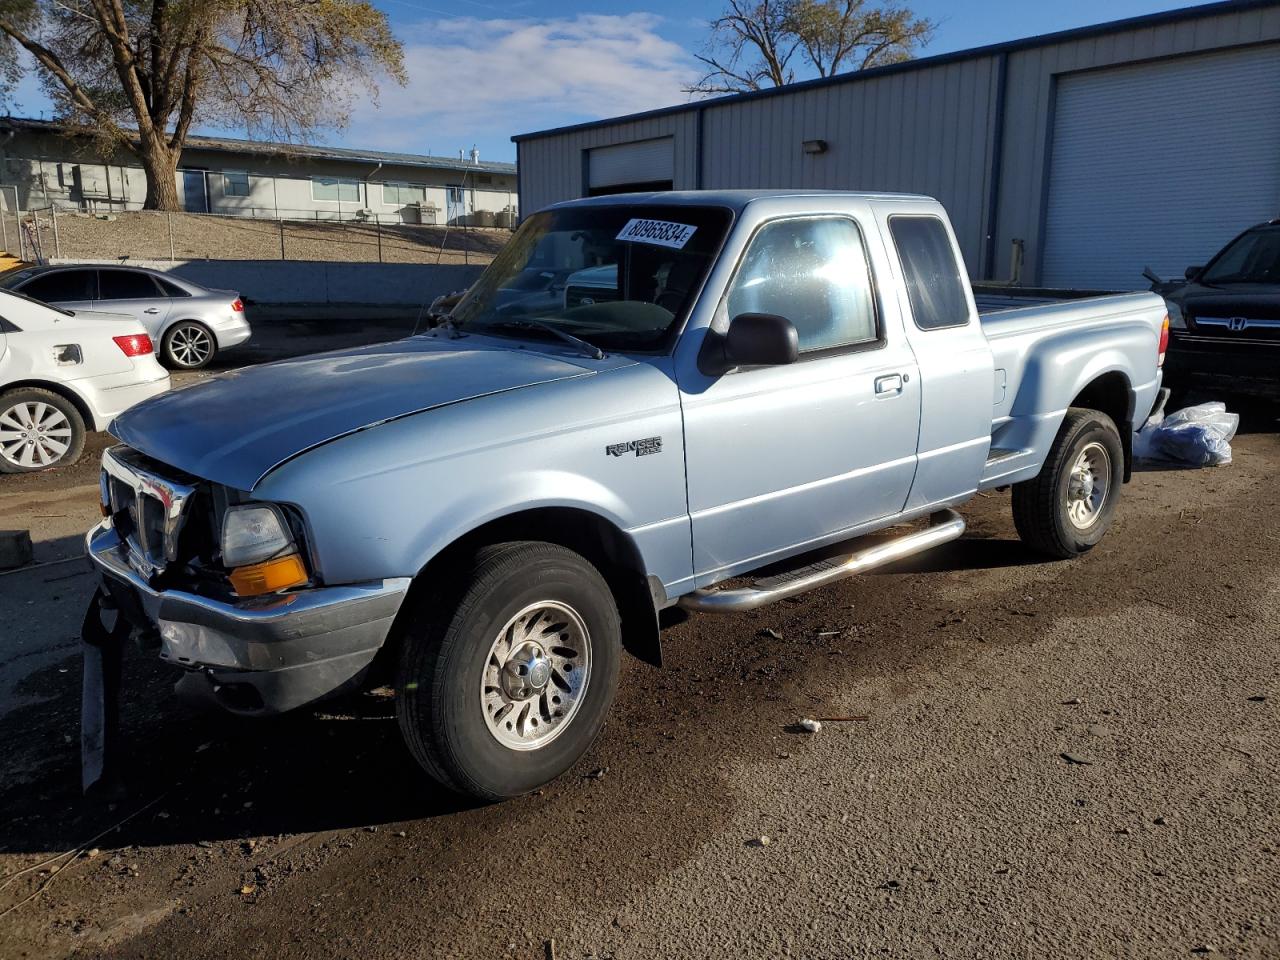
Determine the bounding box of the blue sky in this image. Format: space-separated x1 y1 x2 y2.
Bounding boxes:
4 0 1199 162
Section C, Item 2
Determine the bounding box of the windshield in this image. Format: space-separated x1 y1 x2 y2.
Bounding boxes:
1200 227 1280 285
450 204 733 352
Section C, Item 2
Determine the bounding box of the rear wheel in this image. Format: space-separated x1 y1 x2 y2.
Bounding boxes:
162 321 216 369
0 388 86 473
1012 408 1124 559
396 542 622 801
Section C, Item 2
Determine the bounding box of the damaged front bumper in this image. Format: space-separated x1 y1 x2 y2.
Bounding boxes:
85 519 410 716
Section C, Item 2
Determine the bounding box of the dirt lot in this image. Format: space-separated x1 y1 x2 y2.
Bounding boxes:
0 370 1277 958
23 209 509 266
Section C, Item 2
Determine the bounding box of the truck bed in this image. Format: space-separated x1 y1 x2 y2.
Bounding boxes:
975 290 1166 489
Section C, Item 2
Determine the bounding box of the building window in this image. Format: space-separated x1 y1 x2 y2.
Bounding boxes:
311 176 360 202
382 181 426 205
223 170 250 197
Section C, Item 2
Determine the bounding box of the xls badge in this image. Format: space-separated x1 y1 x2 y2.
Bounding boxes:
606 436 662 458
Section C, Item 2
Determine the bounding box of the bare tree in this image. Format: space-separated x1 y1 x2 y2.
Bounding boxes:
0 0 405 210
688 0 932 95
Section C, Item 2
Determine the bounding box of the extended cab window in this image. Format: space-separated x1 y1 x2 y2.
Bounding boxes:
890 216 969 330
727 217 878 354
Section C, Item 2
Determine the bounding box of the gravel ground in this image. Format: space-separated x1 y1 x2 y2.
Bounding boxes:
24 210 509 265
0 370 1277 959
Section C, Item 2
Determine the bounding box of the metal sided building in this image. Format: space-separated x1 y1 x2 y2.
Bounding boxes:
513 0 1280 290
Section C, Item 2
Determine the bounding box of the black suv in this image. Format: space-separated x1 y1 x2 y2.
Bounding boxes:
1148 220 1280 402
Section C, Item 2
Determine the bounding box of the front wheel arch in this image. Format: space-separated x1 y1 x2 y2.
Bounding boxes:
375 508 662 684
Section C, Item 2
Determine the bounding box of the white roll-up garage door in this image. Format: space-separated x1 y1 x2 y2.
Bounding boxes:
588 137 674 190
1042 45 1280 290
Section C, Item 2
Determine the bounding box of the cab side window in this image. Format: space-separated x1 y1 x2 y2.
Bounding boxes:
727 217 878 354
889 216 969 330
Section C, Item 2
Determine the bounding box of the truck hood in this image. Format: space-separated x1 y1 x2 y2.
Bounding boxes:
110 336 596 490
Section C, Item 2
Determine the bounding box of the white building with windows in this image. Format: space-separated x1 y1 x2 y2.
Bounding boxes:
0 117 517 226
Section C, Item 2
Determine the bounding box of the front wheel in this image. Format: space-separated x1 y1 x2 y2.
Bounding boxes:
396 542 621 801
1012 408 1125 559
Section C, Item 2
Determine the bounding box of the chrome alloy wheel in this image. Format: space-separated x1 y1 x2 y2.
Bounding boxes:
169 323 213 367
1066 441 1111 530
481 601 591 751
0 401 73 468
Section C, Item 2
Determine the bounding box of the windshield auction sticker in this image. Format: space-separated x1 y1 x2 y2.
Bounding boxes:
616 218 698 249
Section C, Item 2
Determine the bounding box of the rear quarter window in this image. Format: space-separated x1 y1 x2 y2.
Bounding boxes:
155 277 191 297
889 216 969 331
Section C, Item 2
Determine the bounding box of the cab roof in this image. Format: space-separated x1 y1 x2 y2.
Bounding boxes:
546 189 934 213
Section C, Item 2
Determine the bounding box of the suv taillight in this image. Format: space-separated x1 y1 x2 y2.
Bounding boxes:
113 333 154 357
231 298 244 313
1157 315 1170 367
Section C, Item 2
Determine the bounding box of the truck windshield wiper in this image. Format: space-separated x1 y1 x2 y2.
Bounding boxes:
483 319 605 360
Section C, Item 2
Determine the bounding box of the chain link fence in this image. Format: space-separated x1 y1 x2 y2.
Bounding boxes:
2 199 511 268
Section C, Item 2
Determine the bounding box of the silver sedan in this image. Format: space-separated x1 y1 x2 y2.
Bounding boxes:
0 264 251 369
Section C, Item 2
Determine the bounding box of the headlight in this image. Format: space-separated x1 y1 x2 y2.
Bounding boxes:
221 503 294 568
1166 300 1186 329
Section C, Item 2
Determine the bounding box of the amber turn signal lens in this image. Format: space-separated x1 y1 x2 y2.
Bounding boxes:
228 553 308 597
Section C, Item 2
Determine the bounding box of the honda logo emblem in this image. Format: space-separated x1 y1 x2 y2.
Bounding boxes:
1228 317 1249 332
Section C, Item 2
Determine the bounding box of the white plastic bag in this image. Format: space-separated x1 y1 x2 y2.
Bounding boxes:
1134 400 1238 467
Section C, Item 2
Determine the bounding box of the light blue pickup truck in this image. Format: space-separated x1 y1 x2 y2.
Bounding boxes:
83 191 1168 800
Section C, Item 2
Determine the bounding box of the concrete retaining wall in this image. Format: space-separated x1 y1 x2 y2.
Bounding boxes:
49 258 485 307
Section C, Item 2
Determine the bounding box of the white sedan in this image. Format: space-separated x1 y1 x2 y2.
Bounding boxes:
0 288 170 472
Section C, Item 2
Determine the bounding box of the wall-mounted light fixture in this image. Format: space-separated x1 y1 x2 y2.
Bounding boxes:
802 139 828 155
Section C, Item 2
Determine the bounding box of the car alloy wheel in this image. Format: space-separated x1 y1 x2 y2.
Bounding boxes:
167 323 213 368
0 400 74 469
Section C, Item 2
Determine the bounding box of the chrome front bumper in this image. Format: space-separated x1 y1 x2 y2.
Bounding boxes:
86 520 410 714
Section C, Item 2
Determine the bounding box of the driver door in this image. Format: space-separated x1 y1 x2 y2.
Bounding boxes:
677 212 921 585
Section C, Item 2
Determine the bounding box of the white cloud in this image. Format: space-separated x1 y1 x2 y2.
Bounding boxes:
342 13 698 158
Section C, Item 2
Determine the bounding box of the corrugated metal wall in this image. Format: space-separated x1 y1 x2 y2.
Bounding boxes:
516 3 1280 284
698 56 999 274
996 3 1280 283
517 113 698 218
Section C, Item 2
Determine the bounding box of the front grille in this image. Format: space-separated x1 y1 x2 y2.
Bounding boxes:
1189 316 1280 342
102 446 198 580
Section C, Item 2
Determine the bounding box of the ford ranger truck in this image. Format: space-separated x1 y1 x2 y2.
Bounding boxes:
82 191 1168 801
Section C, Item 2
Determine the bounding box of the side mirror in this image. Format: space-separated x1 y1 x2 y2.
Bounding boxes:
725 312 799 367
1185 265 1204 281
698 312 800 376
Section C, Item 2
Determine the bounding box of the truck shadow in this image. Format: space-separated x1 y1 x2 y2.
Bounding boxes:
873 536 1053 574
0 635 480 858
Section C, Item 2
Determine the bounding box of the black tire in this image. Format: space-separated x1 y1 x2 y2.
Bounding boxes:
161 320 217 369
0 387 87 473
1012 408 1124 559
396 541 622 801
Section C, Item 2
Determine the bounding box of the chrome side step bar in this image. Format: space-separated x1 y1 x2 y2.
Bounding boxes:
678 509 966 614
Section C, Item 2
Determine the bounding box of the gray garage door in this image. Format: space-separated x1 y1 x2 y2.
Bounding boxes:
1042 45 1280 290
588 137 674 192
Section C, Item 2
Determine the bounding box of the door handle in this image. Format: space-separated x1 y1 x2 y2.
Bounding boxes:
143 307 160 314
874 374 904 396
